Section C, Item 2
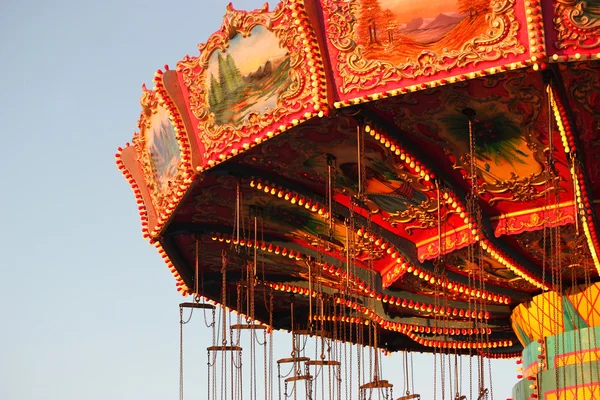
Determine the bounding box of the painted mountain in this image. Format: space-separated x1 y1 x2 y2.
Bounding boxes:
399 12 466 43
356 0 491 65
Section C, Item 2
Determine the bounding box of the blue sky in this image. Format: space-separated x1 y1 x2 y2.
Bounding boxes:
0 0 517 399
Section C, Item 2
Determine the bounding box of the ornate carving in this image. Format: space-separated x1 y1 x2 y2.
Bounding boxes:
554 0 600 50
514 224 594 279
568 62 600 117
508 209 572 233
138 83 159 130
177 2 320 160
418 228 472 261
386 198 455 234
132 86 186 214
495 205 575 236
323 0 526 94
452 150 563 206
376 72 565 206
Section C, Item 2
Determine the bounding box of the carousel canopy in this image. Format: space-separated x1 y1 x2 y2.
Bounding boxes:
116 0 600 356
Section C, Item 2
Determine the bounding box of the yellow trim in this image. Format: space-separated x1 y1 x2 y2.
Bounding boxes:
416 224 470 247
490 201 575 221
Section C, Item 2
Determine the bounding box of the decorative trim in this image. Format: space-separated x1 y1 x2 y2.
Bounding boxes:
116 145 151 239
493 201 576 237
266 281 493 330
481 239 549 290
332 62 529 109
405 330 513 350
550 86 600 273
176 1 328 168
323 0 526 97
553 0 600 51
154 240 189 296
418 225 473 261
525 0 548 71
118 79 194 239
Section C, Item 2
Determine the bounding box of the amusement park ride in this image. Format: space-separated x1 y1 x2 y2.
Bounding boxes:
116 0 600 398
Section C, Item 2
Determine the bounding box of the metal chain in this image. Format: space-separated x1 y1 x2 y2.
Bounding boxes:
179 307 184 400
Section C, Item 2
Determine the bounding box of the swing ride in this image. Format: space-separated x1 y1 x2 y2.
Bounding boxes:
116 0 600 398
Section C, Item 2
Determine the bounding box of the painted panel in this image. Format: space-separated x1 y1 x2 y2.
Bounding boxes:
511 284 600 344
370 70 574 215
545 0 600 59
176 2 326 167
118 84 193 238
319 0 529 100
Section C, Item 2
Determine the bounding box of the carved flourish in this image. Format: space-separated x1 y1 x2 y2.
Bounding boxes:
568 62 600 117
504 209 575 234
419 229 472 261
386 198 454 234
554 0 600 50
323 0 526 94
138 84 159 130
452 152 563 206
177 3 318 160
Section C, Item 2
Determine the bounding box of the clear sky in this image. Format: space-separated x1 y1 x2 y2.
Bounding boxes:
0 0 517 399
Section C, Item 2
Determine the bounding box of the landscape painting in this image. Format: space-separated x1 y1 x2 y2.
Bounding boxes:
437 111 542 185
356 0 491 64
145 106 181 197
205 25 291 126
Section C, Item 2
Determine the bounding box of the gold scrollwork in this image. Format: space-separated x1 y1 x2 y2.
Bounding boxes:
307 232 386 261
504 209 574 234
554 0 600 50
138 83 159 130
176 2 318 160
420 229 471 260
132 86 187 215
323 0 526 93
385 198 454 234
452 152 563 206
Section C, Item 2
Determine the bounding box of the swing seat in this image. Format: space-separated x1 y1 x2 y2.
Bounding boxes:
306 360 341 366
360 379 393 389
179 302 215 309
285 374 312 382
292 329 313 336
230 324 268 330
397 394 420 400
206 345 243 352
277 356 310 364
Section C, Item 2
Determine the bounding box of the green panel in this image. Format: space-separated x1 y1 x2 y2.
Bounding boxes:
539 360 600 398
547 327 600 369
512 329 600 399
515 322 533 347
512 375 534 400
522 338 541 375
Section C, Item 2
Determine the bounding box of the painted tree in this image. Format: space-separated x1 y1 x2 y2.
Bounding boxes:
217 52 244 96
225 53 244 88
357 0 383 46
208 73 222 108
383 9 397 45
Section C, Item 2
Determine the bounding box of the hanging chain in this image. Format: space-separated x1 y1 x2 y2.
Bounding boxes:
464 107 477 400
179 307 184 400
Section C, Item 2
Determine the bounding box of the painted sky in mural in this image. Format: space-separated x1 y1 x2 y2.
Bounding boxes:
145 106 180 196
356 0 491 63
205 26 290 126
